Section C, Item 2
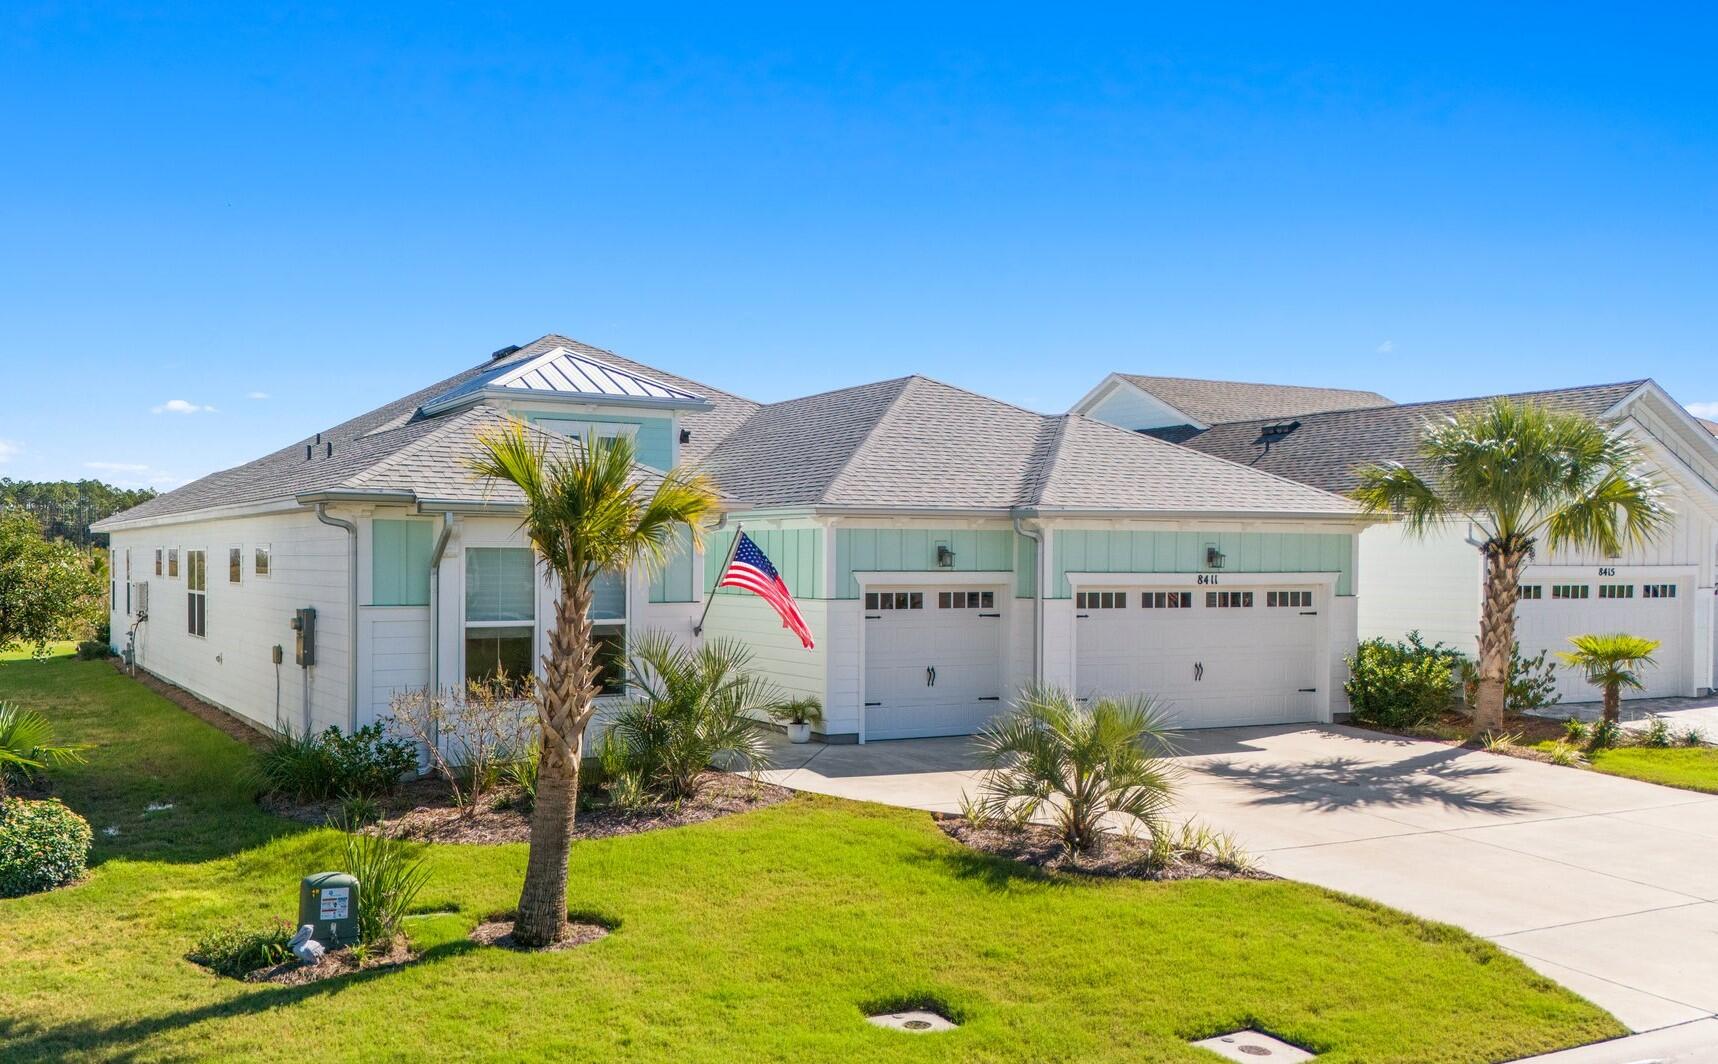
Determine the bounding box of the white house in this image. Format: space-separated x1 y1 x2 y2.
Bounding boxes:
1076 374 1718 703
95 335 1372 744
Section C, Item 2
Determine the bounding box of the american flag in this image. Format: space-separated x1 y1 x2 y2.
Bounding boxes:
717 533 815 649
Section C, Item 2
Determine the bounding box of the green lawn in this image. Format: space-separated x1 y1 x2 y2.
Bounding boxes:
1532 740 1718 794
0 651 1622 1063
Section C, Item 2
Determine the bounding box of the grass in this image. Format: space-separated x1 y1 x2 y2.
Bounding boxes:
1531 739 1718 794
0 649 1623 1063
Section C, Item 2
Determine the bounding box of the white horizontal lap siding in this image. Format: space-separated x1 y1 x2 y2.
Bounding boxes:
1356 524 1482 654
701 594 828 723
110 510 352 735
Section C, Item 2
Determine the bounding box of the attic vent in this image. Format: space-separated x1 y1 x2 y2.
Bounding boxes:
491 344 522 361
1259 420 1301 439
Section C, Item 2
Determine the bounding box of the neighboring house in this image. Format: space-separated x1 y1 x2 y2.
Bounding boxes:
95 335 1370 744
1076 375 1718 703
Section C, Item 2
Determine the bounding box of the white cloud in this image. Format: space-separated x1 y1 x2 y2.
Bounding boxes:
85 461 150 473
246 391 270 400
152 398 216 415
1376 340 1395 354
1685 401 1718 420
0 439 19 464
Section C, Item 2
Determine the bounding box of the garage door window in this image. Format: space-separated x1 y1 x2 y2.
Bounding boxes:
865 591 923 610
1599 584 1634 599
1207 591 1253 608
1552 584 1590 600
1141 591 1193 609
1644 584 1678 598
1520 585 1542 600
1075 591 1125 609
1266 591 1312 608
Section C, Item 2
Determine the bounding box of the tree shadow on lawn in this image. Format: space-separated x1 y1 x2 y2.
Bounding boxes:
1196 746 1536 817
0 938 482 1064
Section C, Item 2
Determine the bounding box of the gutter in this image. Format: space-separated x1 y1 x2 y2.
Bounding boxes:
427 512 456 694
1012 517 1044 684
314 502 360 732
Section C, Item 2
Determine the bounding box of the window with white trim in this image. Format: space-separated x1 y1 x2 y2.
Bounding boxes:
255 543 271 577
941 590 996 609
465 547 536 688
1552 584 1589 600
154 548 163 577
229 546 243 584
167 548 179 579
185 549 206 637
1142 591 1193 608
1519 585 1542 600
588 567 627 695
1598 584 1633 599
124 549 132 615
1207 591 1254 608
1644 583 1677 599
1075 591 1125 609
864 591 923 610
1267 590 1312 608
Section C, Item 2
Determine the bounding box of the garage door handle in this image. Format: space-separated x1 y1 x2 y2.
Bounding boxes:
1194 662 1204 682
978 696 1000 702
979 612 1001 618
1299 688 1317 693
1299 611 1318 616
926 666 936 687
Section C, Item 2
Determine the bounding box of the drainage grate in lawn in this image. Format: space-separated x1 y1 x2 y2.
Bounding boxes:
866 1009 958 1033
1190 1030 1315 1062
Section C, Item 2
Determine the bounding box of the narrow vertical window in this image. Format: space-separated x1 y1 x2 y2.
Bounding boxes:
255 543 271 577
186 549 207 636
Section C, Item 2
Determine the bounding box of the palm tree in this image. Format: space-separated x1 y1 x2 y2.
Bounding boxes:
1559 633 1661 724
0 702 86 797
972 686 1177 854
468 424 717 947
1352 399 1666 733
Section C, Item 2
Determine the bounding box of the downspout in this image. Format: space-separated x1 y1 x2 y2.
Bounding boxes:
315 503 360 732
427 512 456 694
1013 517 1044 683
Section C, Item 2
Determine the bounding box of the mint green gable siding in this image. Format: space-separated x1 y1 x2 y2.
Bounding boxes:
518 412 675 470
1052 530 1355 597
705 526 823 599
648 525 697 603
833 528 1020 599
1015 532 1037 599
372 518 434 606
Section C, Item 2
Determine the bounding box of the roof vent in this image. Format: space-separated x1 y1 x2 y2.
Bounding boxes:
1259 420 1301 440
490 344 522 361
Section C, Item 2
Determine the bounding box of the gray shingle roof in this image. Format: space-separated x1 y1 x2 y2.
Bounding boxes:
95 334 754 527
1173 381 1646 496
701 376 1358 515
1116 374 1394 426
1699 417 1718 438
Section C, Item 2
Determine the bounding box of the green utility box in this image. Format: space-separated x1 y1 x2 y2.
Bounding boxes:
299 872 360 947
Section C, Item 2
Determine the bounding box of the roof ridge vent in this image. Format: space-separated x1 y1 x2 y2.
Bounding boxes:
491 344 522 361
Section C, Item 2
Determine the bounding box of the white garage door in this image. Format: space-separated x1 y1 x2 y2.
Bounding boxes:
1516 578 1689 701
863 587 1005 740
1075 586 1321 728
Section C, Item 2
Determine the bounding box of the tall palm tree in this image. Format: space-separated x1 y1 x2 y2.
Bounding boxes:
469 423 717 946
1352 398 1666 732
1559 633 1661 724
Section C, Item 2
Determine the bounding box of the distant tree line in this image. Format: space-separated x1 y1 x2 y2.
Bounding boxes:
0 479 156 547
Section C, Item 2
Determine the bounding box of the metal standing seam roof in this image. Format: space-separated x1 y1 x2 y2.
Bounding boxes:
1170 381 1648 497
420 346 713 415
1114 373 1395 426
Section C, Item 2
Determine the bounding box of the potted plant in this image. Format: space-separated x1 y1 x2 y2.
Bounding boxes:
770 698 824 744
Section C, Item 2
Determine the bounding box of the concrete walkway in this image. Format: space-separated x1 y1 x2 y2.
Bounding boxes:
761 725 1718 1037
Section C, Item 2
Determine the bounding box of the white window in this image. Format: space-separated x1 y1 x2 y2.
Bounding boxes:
1267 590 1312 608
255 543 271 577
167 548 179 579
186 550 207 637
1141 591 1192 608
229 546 243 584
124 549 132 615
1644 583 1677 599
589 567 627 696
154 548 163 577
465 547 536 688
940 590 996 609
864 591 924 611
1598 584 1633 599
1519 585 1543 600
1552 584 1590 600
1074 591 1125 609
534 419 640 447
1207 591 1254 608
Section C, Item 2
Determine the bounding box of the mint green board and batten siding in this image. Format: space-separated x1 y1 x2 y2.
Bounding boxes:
648 525 697 604
1053 530 1354 597
703 526 824 599
372 518 434 606
833 529 1036 599
516 411 675 470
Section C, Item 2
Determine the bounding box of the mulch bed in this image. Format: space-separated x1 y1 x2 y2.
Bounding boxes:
262 771 793 845
110 660 275 751
938 818 1271 883
243 937 414 985
469 918 611 952
1349 709 1570 746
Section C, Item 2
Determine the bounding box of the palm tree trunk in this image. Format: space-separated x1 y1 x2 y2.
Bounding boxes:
1473 545 1527 733
513 577 598 947
1604 681 1621 724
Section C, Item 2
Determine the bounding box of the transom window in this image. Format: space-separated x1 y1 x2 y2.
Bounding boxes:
1207 591 1254 608
1519 585 1543 600
865 591 924 610
1267 590 1312 608
1598 584 1634 599
1141 591 1193 609
1644 583 1678 599
939 590 995 609
185 550 207 637
1075 591 1125 609
1552 584 1590 600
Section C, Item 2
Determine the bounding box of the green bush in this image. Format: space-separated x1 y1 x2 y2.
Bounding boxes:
1587 718 1623 751
187 920 294 978
1641 715 1672 748
256 724 416 801
74 640 109 660
338 821 430 946
1345 632 1465 728
0 796 93 897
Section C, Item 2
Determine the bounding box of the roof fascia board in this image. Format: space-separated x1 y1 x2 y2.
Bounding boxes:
421 387 711 419
1016 506 1372 524
91 496 308 533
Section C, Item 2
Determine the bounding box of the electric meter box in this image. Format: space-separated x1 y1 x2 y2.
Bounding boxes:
298 871 360 947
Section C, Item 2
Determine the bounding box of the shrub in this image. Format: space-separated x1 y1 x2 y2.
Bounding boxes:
75 640 109 660
1587 718 1623 751
0 796 93 897
1345 633 1464 728
387 675 534 810
338 820 430 946
598 632 777 804
187 920 293 978
975 685 1176 855
1546 742 1586 767
500 741 539 812
1680 726 1707 747
0 701 87 796
768 697 825 727
1641 715 1672 748
1562 718 1590 744
256 724 415 802
1460 643 1563 715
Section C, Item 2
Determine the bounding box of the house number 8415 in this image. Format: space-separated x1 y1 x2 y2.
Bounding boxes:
1598 567 1616 576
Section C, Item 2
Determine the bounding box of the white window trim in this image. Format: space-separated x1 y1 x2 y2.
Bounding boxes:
228 545 244 585
255 542 272 578
185 548 208 638
167 547 180 580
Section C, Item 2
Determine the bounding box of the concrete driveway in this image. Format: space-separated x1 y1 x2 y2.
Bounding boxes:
760 725 1718 1035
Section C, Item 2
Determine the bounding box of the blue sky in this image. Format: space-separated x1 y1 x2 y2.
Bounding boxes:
3 4 1715 490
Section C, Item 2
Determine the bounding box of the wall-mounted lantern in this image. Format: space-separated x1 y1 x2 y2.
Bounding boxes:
936 544 956 568
1205 545 1226 570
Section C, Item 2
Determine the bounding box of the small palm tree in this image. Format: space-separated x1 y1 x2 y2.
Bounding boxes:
0 702 86 797
1559 633 1661 724
1353 398 1666 732
973 686 1177 854
601 631 778 802
468 425 717 947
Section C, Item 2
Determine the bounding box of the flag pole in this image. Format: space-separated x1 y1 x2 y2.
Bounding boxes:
692 522 742 637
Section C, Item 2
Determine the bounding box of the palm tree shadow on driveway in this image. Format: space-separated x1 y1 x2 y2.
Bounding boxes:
1190 746 1537 818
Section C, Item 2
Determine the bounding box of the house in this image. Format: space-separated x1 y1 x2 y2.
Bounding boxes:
95 335 1371 743
1075 374 1718 703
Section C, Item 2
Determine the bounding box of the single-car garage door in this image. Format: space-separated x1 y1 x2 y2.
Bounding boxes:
1075 585 1321 727
863 587 1005 740
1516 578 1689 702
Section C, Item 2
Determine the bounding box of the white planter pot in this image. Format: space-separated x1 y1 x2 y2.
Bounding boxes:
786 722 813 744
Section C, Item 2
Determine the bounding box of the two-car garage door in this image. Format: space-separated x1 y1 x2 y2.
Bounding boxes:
1075 585 1323 727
